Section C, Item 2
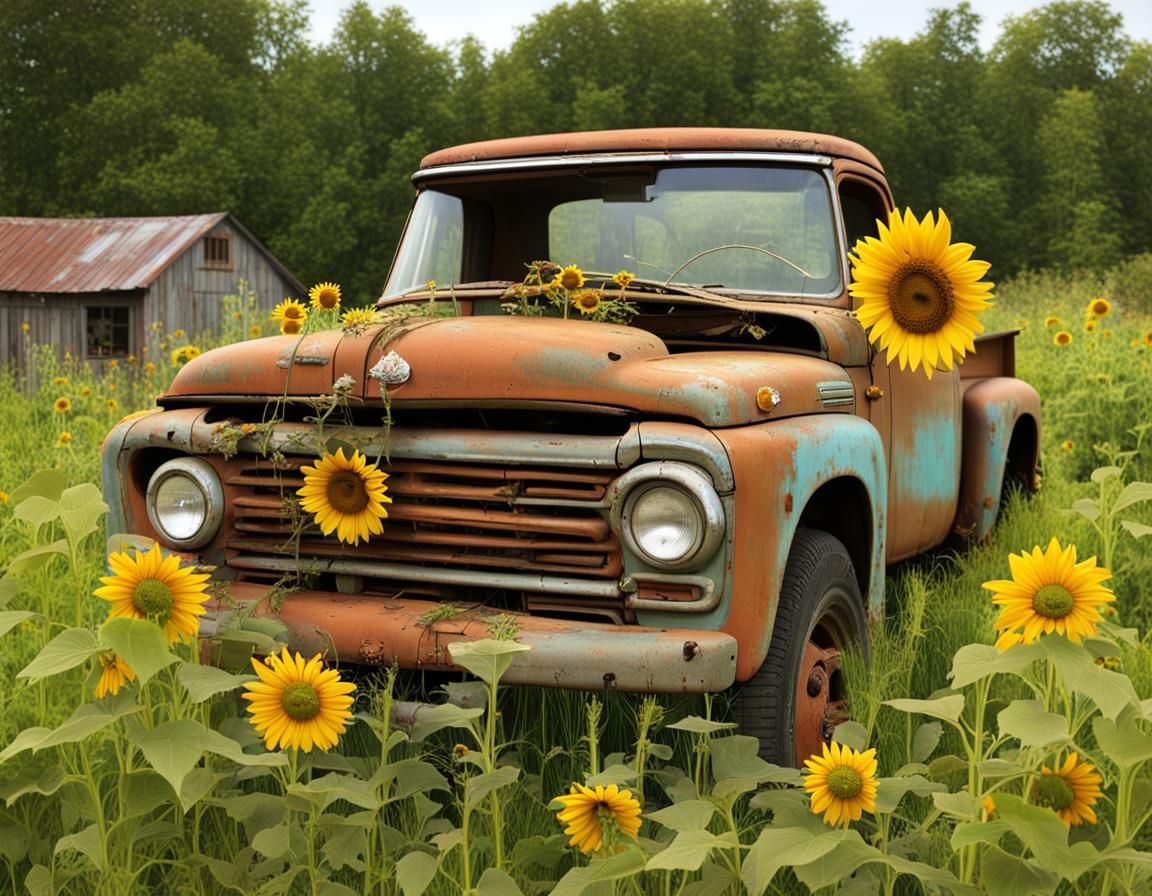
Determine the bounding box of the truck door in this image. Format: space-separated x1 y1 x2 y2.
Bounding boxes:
839 176 962 561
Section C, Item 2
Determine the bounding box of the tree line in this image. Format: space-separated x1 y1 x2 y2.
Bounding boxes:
1 0 1148 302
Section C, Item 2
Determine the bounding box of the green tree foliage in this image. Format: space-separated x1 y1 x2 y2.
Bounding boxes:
0 0 1148 292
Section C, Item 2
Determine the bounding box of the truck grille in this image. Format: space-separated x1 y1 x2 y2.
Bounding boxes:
222 457 623 584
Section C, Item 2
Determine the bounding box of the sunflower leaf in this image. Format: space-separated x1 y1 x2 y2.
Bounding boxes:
0 611 38 638
883 694 965 723
395 851 437 896
9 470 66 506
130 719 213 808
474 868 524 896
447 639 531 685
645 829 739 871
57 484 107 544
949 643 1043 688
99 618 178 685
17 627 100 681
6 540 68 575
1092 710 1152 769
997 700 1069 747
1041 635 1139 720
12 496 61 529
177 663 253 703
550 846 646 896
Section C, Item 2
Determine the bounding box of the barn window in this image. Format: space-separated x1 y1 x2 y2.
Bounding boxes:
203 234 232 269
86 306 131 357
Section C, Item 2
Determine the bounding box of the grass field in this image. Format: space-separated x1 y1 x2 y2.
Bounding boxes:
1 259 1151 894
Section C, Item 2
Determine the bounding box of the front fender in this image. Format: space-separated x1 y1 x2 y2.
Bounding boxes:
712 416 886 682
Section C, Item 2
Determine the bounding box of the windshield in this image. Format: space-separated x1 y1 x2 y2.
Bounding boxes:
385 164 843 299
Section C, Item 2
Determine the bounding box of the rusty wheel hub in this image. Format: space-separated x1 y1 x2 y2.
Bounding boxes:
794 639 847 761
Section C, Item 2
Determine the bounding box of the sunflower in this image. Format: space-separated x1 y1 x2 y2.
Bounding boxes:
1054 331 1072 347
106 399 118 413
281 318 303 336
272 298 308 324
341 307 382 336
572 289 602 315
248 324 263 339
849 208 993 380
93 542 212 643
242 647 356 752
983 538 1114 650
309 282 342 311
57 432 72 447
94 652 136 699
553 783 642 854
297 448 391 545
612 270 635 288
555 264 585 291
802 741 879 827
1061 439 1073 451
1086 297 1111 318
171 345 201 365
1085 319 1097 332
54 397 71 413
53 376 69 386
1044 316 1060 328
1035 753 1103 828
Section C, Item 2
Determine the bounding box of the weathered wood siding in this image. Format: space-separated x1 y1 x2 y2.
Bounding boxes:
2 220 301 378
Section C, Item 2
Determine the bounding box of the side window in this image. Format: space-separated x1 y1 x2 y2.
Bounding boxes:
86 305 132 357
839 179 889 257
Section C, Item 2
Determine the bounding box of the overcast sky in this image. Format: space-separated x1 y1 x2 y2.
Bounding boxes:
306 0 1152 56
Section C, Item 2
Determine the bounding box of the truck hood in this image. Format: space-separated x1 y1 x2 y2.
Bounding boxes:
165 316 855 426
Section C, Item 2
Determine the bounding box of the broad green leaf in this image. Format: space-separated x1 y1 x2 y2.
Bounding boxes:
475 867 525 896
55 823 105 871
992 794 1097 880
374 758 449 800
13 495 61 529
395 850 437 896
979 758 1026 777
883 694 965 723
550 846 646 896
251 823 293 859
131 719 213 806
645 829 738 871
24 865 53 896
58 484 107 543
177 663 253 702
0 729 51 764
997 700 1069 747
932 790 977 820
447 638 531 685
741 826 842 896
831 720 868 751
1042 636 1139 719
948 642 1042 688
874 775 945 814
320 817 367 872
0 824 29 863
584 762 638 788
646 800 717 833
666 715 737 734
951 820 1013 849
10 470 65 506
36 692 142 750
6 540 68 574
1070 497 1100 522
1114 481 1152 512
122 770 174 820
100 617 178 685
980 842 1059 896
1093 711 1152 769
710 734 801 783
912 721 943 762
0 611 37 638
1121 519 1152 539
1090 465 1122 484
200 728 288 768
179 768 225 810
464 765 520 805
317 882 359 896
288 773 378 812
789 829 878 891
403 702 484 743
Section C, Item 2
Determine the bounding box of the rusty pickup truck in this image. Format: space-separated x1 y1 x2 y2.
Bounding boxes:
102 128 1041 764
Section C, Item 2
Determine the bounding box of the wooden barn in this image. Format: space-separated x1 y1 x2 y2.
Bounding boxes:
0 213 304 371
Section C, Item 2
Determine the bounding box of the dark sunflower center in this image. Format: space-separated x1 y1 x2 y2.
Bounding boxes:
326 470 370 514
1033 584 1075 619
280 681 321 721
887 261 955 334
826 766 863 800
1036 774 1075 811
132 578 174 620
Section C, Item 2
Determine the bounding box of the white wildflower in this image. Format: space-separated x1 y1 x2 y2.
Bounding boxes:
369 351 411 387
332 374 356 397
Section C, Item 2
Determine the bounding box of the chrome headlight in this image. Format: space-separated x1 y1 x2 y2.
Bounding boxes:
610 463 725 571
145 458 223 550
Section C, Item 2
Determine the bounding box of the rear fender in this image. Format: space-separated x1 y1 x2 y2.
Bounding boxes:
954 377 1042 542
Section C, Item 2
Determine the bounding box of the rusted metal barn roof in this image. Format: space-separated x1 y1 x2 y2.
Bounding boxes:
0 213 229 294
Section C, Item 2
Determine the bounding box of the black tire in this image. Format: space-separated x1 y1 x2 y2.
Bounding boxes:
735 528 868 767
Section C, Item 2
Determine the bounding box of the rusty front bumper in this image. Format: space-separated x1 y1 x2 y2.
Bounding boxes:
208 583 738 693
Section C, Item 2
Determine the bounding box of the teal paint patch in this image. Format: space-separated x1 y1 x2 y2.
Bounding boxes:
892 404 960 505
